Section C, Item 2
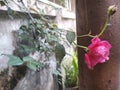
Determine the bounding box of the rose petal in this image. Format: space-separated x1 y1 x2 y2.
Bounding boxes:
88 37 101 50
85 54 92 69
84 37 112 69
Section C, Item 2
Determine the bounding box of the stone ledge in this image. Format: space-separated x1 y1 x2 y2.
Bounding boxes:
0 0 75 19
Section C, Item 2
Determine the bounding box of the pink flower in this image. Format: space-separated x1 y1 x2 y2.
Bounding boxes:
85 37 112 69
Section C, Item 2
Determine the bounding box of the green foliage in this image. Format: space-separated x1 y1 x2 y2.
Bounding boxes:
26 60 43 71
54 68 63 89
66 31 76 44
18 19 65 55
7 55 23 66
63 52 78 88
23 56 36 62
4 0 73 72
6 15 69 71
55 43 66 62
53 68 62 85
7 7 14 19
54 68 62 76
23 56 44 71
7 55 44 71
17 16 68 62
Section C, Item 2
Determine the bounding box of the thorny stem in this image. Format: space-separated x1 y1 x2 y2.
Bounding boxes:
98 5 117 37
76 15 110 51
73 42 88 50
77 34 94 38
98 15 110 37
77 15 110 38
77 5 117 38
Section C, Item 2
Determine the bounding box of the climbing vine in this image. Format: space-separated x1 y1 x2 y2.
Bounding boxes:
0 0 75 71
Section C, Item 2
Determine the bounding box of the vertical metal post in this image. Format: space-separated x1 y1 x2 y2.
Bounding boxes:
76 0 120 90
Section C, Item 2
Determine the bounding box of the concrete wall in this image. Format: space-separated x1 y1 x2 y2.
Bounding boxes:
0 11 28 72
0 0 76 90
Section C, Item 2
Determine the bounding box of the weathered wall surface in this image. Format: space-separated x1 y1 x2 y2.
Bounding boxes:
0 1 76 89
0 11 28 73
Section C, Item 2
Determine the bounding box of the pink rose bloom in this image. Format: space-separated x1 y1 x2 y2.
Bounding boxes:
85 37 112 69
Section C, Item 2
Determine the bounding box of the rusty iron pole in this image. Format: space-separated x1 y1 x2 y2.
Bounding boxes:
76 0 120 90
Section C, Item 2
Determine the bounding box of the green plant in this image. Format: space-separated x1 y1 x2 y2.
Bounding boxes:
0 0 75 72
6 55 44 71
1 0 76 71
63 52 78 88
7 18 71 71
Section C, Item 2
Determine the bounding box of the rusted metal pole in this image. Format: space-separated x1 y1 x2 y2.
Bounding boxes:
76 0 120 90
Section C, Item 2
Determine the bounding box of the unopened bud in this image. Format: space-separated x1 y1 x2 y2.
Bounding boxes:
107 5 117 16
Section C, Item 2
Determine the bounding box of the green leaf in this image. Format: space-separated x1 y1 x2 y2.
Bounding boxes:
55 43 66 62
31 60 44 68
7 55 23 66
7 7 14 19
46 35 59 45
21 45 35 53
26 60 44 71
26 62 37 71
54 69 62 76
23 56 44 71
19 25 27 31
7 7 13 15
72 56 78 76
66 31 75 44
23 56 35 62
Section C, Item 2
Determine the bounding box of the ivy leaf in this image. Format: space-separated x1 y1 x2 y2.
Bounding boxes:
21 45 35 53
31 60 44 68
55 43 66 62
66 31 75 44
7 55 23 66
26 62 37 71
18 25 28 35
26 60 44 71
23 56 44 71
19 25 27 31
46 35 59 45
23 56 35 62
7 7 14 19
